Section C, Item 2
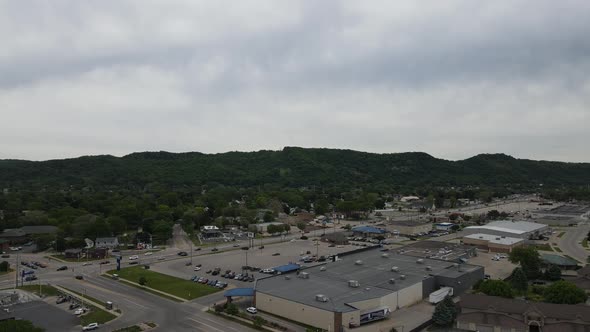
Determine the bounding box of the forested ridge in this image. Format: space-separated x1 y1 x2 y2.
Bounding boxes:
1 147 590 190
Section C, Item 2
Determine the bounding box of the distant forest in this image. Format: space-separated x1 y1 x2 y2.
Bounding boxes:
2 147 590 190
1 147 588 250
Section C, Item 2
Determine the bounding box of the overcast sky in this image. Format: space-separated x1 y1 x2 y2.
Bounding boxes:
1 1 589 162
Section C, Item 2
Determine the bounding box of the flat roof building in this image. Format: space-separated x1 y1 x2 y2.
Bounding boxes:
462 220 548 239
397 241 478 262
462 233 524 253
255 248 483 331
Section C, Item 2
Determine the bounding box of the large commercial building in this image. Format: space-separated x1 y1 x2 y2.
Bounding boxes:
462 233 524 253
462 220 548 240
255 248 483 331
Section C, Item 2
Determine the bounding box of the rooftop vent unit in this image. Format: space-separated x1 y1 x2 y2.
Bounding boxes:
391 266 399 272
355 260 363 265
381 253 389 258
320 266 326 271
388 278 396 284
416 259 424 264
425 266 432 271
400 274 406 280
299 272 310 279
348 280 360 288
315 294 329 302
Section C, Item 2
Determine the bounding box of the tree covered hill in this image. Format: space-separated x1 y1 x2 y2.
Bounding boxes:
1 147 589 190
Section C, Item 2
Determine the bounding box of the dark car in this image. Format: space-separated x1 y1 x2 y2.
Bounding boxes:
75 275 84 280
178 251 188 256
272 253 280 256
100 260 110 264
25 275 38 281
194 247 202 251
56 297 68 304
328 244 335 247
57 266 68 271
1 254 9 258
211 248 219 252
129 261 139 265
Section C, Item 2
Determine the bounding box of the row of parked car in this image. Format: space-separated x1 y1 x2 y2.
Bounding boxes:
190 276 228 288
222 271 255 282
21 261 47 269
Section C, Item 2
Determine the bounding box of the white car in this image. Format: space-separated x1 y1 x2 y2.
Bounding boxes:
246 307 258 314
194 266 201 271
9 247 19 251
129 255 139 260
74 308 88 315
82 322 99 331
145 252 153 256
82 262 92 266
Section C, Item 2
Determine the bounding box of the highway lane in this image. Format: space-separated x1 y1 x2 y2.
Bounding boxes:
557 223 590 263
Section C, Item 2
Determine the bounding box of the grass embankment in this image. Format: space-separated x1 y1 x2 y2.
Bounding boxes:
553 247 563 253
557 232 566 238
18 284 60 297
0 268 14 276
530 243 553 252
107 266 219 300
113 327 142 332
582 238 588 248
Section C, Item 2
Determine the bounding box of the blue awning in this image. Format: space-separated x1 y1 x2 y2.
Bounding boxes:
224 288 255 297
273 263 301 273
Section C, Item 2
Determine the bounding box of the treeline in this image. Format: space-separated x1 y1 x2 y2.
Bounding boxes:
1 147 590 190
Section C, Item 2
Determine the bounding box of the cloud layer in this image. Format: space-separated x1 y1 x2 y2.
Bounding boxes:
1 1 589 161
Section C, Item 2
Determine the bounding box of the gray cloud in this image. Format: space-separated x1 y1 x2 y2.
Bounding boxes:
1 0 589 161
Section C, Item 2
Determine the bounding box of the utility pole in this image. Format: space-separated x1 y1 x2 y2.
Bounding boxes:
190 237 193 265
15 252 19 289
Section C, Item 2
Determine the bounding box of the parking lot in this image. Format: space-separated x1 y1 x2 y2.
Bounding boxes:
150 238 356 289
1 300 79 332
467 251 517 280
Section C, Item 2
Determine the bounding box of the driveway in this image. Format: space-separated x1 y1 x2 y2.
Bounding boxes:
555 223 590 263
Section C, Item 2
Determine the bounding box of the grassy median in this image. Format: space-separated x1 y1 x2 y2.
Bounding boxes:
107 266 219 300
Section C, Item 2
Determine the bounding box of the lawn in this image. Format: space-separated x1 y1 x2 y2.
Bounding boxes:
107 266 219 300
530 243 553 251
113 326 142 332
583 238 588 248
80 306 117 325
18 284 60 297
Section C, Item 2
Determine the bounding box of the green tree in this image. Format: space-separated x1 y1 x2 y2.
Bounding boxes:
509 247 541 279
432 296 458 326
478 280 514 298
283 224 291 233
225 303 238 315
138 276 147 286
510 267 528 294
253 316 265 328
544 265 562 281
0 261 9 272
296 222 307 232
263 211 274 223
543 280 587 304
266 224 277 234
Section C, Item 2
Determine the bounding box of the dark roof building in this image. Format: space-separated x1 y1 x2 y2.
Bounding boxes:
458 294 590 332
19 225 58 234
95 237 119 249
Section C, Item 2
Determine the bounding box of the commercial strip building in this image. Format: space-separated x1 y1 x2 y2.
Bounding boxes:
462 220 548 240
457 293 590 332
462 233 524 253
386 220 433 236
351 226 387 238
255 248 483 331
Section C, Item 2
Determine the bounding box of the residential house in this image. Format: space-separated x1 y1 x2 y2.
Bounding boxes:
95 237 119 249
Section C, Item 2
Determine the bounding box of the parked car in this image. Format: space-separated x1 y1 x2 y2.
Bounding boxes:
272 253 280 256
57 266 68 271
56 296 68 304
194 266 201 271
82 322 99 331
129 261 139 265
82 262 92 266
194 247 202 251
100 260 110 265
25 275 38 281
145 252 153 256
0 254 9 258
211 248 219 252
178 251 188 256
75 275 84 280
246 307 258 314
129 255 139 260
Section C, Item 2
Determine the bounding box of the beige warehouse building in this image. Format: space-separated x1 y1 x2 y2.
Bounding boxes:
462 233 524 253
255 248 483 331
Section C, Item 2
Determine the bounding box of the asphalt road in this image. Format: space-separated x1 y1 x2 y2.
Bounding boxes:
556 223 590 263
